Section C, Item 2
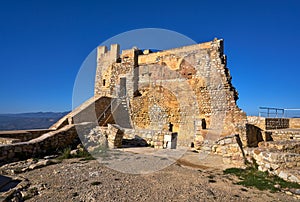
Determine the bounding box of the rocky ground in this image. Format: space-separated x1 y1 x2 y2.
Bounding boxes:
1 150 300 202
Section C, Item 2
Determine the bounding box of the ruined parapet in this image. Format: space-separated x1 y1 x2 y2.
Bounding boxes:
95 44 121 97
94 44 142 99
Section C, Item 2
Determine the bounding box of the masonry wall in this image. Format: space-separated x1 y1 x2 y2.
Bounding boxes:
0 129 54 144
290 118 300 129
0 124 79 162
94 39 247 147
265 118 289 130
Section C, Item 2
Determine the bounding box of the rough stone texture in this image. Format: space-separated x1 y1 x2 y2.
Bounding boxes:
269 129 300 141
94 39 247 147
0 129 54 144
247 116 266 130
290 118 300 129
123 128 172 148
0 124 82 162
249 145 300 183
246 116 300 183
106 124 124 148
211 134 246 167
265 118 289 130
258 140 300 154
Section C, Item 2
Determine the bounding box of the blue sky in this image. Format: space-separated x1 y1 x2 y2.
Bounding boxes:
0 0 299 115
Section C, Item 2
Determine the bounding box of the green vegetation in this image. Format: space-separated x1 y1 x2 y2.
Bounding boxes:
57 147 95 161
57 147 72 160
224 166 300 192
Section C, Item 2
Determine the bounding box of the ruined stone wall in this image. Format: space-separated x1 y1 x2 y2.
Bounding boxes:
265 118 289 130
123 128 172 148
247 116 266 130
212 135 246 167
136 39 246 146
250 141 300 183
94 39 247 147
270 130 300 141
94 45 120 97
247 116 292 130
0 129 53 144
290 118 300 129
0 124 79 162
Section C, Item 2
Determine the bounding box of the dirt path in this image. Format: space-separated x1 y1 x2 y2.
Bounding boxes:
2 150 298 201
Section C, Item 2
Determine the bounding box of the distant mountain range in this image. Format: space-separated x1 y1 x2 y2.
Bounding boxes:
0 112 70 131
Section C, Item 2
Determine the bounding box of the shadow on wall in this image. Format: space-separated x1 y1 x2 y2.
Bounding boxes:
246 124 264 147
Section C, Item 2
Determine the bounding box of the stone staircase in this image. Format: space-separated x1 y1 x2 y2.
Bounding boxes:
97 95 132 128
112 96 132 128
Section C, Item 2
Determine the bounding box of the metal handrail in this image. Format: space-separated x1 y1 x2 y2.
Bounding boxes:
258 107 300 118
97 87 128 124
259 107 284 118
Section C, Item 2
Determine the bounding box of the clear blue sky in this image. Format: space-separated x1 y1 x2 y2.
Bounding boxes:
0 0 299 115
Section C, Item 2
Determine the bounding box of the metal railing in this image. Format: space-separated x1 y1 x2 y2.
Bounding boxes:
283 109 300 118
97 87 130 125
259 107 300 118
259 107 285 118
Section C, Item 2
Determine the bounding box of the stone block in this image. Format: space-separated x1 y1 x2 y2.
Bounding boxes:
288 175 300 183
278 171 288 180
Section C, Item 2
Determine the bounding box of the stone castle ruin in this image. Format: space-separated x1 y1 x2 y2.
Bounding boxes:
92 38 246 148
1 38 300 182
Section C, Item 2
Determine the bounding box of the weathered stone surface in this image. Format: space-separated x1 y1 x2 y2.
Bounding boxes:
94 39 247 147
0 124 82 162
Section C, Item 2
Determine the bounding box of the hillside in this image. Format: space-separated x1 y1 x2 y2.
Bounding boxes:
0 112 69 131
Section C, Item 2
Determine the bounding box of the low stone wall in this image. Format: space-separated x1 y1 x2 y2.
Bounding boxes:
106 124 123 148
247 116 266 130
250 142 300 183
269 129 300 141
0 129 54 144
0 124 79 162
290 118 300 129
247 116 290 130
123 129 156 145
265 118 289 130
0 137 21 144
78 124 124 151
80 124 173 150
211 135 246 167
123 128 172 148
